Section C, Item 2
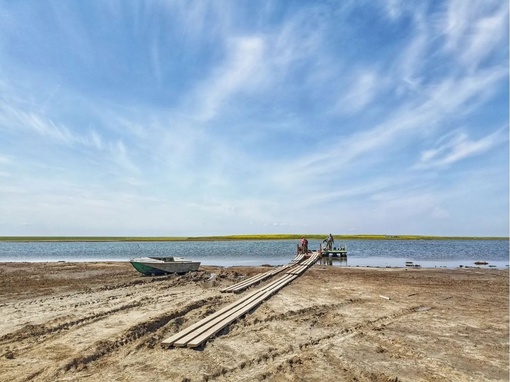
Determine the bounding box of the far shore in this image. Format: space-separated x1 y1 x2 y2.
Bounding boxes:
0 234 508 242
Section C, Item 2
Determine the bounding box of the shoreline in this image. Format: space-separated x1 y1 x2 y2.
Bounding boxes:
1 234 508 242
0 262 508 381
1 259 508 270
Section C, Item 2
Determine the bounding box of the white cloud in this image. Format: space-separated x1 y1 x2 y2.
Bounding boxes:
0 1 507 236
460 4 508 70
396 10 428 91
89 130 103 150
109 140 139 173
334 70 382 114
416 127 508 169
0 154 12 164
190 36 266 121
384 0 404 21
270 58 507 198
0 99 107 150
443 0 508 71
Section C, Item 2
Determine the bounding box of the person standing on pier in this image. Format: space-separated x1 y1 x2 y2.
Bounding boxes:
300 237 308 254
326 234 334 250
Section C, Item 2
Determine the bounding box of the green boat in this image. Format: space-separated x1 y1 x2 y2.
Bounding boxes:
321 243 347 257
322 248 347 257
130 256 200 276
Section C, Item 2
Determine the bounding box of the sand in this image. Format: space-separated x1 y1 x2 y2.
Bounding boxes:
0 261 508 382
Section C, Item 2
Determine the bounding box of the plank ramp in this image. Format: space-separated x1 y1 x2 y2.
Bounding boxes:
286 254 319 276
220 254 306 293
162 253 319 349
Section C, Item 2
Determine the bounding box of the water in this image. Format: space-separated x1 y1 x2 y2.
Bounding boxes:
0 239 508 269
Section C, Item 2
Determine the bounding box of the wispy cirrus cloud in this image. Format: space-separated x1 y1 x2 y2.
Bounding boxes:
109 140 139 173
264 5 507 214
0 91 146 182
0 99 101 149
276 63 506 189
443 0 508 70
191 36 266 121
333 69 383 115
416 127 508 169
0 1 507 236
0 154 12 165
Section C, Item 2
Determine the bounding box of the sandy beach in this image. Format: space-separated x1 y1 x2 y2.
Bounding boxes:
0 261 508 381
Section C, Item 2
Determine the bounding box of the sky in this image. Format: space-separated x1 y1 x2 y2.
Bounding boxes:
0 1 508 237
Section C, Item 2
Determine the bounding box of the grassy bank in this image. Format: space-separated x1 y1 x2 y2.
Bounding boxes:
0 234 507 242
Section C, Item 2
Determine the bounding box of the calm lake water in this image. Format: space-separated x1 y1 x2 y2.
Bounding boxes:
0 239 508 269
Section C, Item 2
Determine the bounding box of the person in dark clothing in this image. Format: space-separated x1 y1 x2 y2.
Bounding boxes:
323 234 334 250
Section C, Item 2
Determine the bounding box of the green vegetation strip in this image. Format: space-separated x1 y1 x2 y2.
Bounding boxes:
0 234 507 242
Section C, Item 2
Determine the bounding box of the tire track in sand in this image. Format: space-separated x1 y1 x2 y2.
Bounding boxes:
49 296 224 379
201 305 430 382
0 272 219 346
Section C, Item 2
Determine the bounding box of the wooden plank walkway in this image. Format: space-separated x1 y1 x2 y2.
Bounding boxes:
162 253 319 349
220 253 306 293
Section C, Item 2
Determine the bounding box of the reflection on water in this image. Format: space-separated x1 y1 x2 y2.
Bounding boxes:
320 256 347 266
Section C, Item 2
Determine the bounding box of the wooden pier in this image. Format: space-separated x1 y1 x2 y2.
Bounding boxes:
320 242 347 258
162 252 319 349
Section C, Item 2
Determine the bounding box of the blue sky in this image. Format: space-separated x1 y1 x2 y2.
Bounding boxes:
0 1 508 237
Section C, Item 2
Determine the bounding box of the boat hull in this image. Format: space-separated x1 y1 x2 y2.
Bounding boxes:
130 258 200 276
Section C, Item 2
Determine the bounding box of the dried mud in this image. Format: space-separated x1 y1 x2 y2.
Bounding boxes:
0 262 508 381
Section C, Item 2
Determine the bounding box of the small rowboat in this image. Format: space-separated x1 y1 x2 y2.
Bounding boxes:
130 256 200 276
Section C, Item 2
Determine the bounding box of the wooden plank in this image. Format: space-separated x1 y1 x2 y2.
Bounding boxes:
290 254 305 263
221 270 280 292
220 256 306 293
162 274 294 347
220 270 274 292
286 254 319 275
286 265 304 275
162 283 271 346
220 262 293 292
172 274 296 347
162 253 318 349
185 277 297 348
184 275 299 348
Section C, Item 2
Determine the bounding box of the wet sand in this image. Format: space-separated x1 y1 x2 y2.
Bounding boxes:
0 262 508 381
